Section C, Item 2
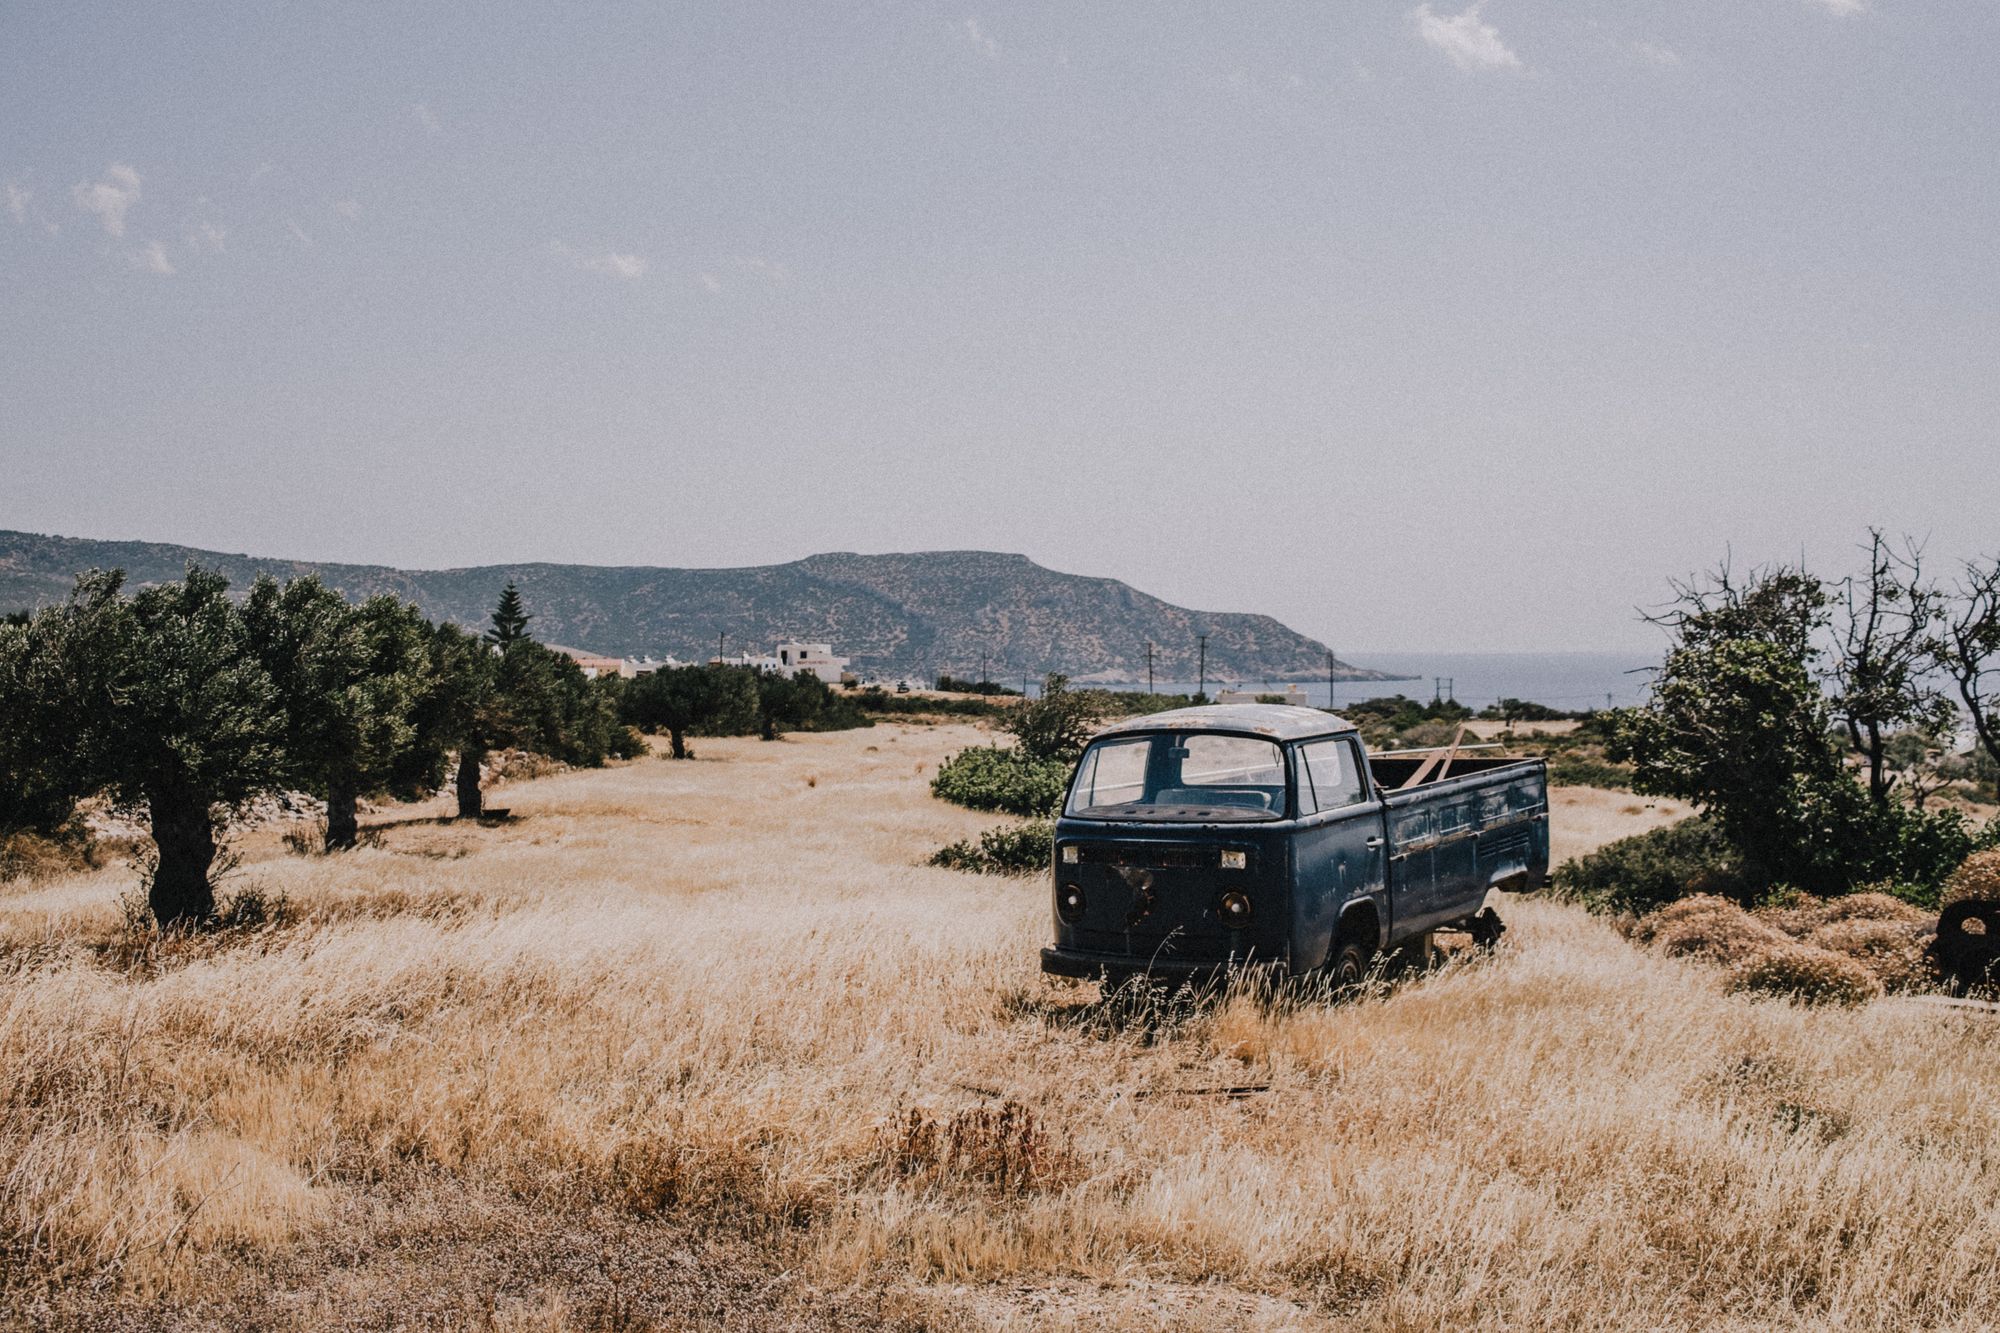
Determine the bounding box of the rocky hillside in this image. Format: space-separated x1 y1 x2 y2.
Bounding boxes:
0 531 1394 684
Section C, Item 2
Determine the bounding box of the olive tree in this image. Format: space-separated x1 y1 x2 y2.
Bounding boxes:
244 576 431 850
420 589 639 818
622 663 758 758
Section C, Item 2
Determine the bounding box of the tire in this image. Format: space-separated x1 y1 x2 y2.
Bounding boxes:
1328 940 1371 991
1468 908 1506 950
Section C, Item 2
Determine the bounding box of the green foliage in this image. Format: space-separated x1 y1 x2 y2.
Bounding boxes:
0 591 111 839
244 576 431 850
850 687 1008 719
1000 674 1103 765
485 582 532 648
935 674 1021 696
1080 690 1201 718
625 664 754 756
1479 697 1583 723
1609 569 1873 891
754 669 872 740
930 746 1072 818
929 820 1053 876
58 568 290 923
1547 756 1634 790
1554 815 1752 916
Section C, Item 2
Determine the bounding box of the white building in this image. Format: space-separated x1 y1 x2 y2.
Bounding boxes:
712 641 852 685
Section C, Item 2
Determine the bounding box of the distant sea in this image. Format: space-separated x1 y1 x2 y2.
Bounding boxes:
1100 650 1659 713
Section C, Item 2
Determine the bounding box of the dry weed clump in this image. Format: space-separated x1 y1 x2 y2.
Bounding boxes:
1629 894 1790 967
1727 945 1885 1006
1634 890 1941 997
1942 848 2000 907
1806 919 1933 992
883 1100 1071 1196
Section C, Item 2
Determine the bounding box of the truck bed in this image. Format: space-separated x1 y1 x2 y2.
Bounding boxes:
1371 755 1550 933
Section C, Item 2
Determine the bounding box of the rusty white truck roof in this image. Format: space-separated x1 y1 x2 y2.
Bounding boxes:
1092 703 1356 742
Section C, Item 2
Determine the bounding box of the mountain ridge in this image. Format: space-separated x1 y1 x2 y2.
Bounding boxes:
0 530 1399 684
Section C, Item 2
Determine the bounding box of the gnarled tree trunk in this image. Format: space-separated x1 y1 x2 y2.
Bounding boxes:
148 788 217 926
457 747 485 820
325 765 360 851
668 726 689 760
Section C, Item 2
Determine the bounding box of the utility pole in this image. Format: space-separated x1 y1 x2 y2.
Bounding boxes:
1433 676 1442 704
1327 650 1337 712
1446 677 1455 704
1146 642 1155 695
1197 633 1209 702
717 631 726 664
980 649 989 686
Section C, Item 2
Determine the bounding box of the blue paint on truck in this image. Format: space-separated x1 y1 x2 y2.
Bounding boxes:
1040 704 1549 983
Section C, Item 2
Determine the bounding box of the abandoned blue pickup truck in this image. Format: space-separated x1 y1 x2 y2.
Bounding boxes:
1040 704 1549 986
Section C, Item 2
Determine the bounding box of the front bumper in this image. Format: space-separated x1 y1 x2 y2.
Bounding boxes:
1039 944 1276 982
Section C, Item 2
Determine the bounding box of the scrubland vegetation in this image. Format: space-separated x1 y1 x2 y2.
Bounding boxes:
5 723 2000 1330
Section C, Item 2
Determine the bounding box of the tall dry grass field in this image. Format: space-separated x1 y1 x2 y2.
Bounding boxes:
4 723 1998 1330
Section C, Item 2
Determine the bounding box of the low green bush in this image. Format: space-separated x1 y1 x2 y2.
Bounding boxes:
929 820 1053 876
1548 756 1634 790
851 687 1008 719
1553 815 1751 915
930 746 1071 818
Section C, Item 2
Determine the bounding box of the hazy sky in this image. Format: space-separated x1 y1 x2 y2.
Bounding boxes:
4 1 1995 653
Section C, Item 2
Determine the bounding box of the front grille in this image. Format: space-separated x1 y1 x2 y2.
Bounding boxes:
1074 843 1217 870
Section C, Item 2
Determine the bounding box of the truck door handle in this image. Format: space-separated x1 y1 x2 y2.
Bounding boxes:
1365 837 1384 849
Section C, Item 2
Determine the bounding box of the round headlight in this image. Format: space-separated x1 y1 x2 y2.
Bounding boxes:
1218 890 1253 928
1058 883 1086 923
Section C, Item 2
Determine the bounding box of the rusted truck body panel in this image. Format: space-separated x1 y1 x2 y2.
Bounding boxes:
1040 704 1548 981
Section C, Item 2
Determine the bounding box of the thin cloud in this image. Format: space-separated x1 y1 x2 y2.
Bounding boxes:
550 240 648 280
1803 0 1865 13
733 255 789 284
414 102 442 136
6 182 29 226
132 240 175 275
334 199 362 221
700 272 723 293
1412 4 1522 72
286 218 314 247
184 220 227 253
963 17 1000 59
73 163 142 236
1633 39 1680 66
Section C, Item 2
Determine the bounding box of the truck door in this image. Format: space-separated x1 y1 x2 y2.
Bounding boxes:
1295 737 1385 963
1386 803 1436 943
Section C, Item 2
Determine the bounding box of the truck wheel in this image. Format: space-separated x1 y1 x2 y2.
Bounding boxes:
1328 941 1371 991
1468 908 1506 950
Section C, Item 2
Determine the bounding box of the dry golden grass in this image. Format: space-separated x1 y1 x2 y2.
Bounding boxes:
5 726 2000 1330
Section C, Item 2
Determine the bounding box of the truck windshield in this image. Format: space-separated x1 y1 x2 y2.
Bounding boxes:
1066 732 1289 822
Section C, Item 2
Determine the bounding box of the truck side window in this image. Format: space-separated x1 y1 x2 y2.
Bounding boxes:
1293 747 1318 817
1304 738 1366 810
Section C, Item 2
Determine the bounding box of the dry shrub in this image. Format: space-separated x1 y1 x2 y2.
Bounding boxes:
0 830 98 882
1727 944 1884 1006
1807 919 1935 993
883 1101 1068 1195
1626 893 1750 945
1758 890 1933 939
1942 849 2000 908
488 749 567 784
1632 895 1791 967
